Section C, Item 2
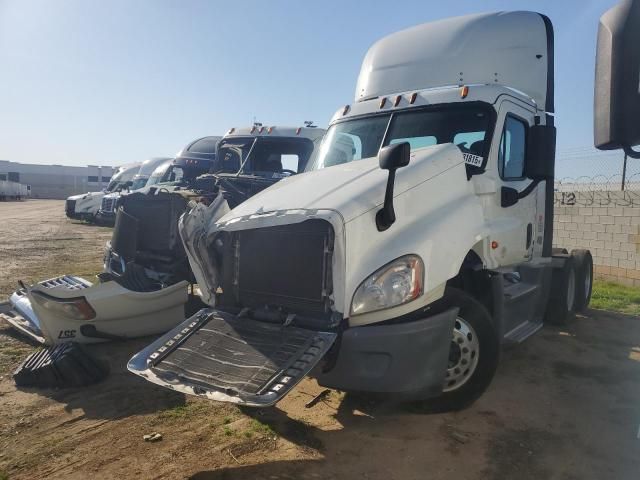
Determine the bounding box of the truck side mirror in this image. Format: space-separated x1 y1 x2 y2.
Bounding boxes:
376 142 410 231
594 0 640 154
525 125 556 180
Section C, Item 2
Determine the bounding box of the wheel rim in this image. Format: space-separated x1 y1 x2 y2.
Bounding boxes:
567 267 576 311
584 262 592 299
443 316 480 392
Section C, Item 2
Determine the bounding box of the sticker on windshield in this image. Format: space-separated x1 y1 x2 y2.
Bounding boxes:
463 153 483 167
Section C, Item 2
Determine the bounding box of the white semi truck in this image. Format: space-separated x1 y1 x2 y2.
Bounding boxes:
64 162 141 222
128 5 640 409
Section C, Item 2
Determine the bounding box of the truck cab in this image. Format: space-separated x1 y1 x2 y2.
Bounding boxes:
97 157 172 225
128 12 596 408
65 163 141 222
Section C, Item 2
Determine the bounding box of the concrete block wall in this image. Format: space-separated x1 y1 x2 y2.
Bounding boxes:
553 191 640 287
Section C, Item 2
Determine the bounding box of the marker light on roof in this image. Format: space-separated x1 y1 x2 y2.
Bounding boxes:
460 86 469 99
228 128 235 134
410 92 418 104
268 126 274 134
394 95 402 107
379 97 387 109
250 126 256 133
259 126 265 133
343 105 350 115
296 127 302 135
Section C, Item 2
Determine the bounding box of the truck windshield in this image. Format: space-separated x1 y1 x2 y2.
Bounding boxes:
160 165 186 184
310 105 493 170
104 165 139 191
217 137 315 176
130 176 149 190
147 161 172 187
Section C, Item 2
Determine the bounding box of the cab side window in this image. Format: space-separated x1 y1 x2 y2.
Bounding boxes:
498 116 527 179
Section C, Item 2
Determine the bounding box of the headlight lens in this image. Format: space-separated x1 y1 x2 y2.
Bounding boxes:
31 291 97 320
350 255 424 316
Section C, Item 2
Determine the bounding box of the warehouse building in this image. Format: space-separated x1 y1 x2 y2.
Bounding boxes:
0 160 115 199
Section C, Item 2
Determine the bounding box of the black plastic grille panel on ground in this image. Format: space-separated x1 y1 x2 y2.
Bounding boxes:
149 310 331 397
14 342 109 389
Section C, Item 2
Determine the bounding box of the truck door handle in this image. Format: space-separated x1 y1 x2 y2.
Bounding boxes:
526 223 533 249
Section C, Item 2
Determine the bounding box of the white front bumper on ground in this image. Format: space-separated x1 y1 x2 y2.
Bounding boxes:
0 275 189 345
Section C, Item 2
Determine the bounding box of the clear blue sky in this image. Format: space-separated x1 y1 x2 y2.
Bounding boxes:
0 0 617 170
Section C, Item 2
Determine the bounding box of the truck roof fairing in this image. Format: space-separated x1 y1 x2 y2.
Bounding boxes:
355 11 554 113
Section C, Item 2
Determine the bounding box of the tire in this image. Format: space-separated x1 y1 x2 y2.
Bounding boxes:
545 256 577 325
571 249 593 312
427 287 500 411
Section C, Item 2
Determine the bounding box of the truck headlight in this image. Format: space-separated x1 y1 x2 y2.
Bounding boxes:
31 291 97 320
350 255 424 316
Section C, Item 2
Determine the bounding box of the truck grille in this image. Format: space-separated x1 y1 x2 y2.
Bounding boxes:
219 219 334 316
101 197 116 213
65 199 76 215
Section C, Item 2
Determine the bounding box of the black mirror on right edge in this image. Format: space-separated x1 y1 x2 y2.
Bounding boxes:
594 0 640 155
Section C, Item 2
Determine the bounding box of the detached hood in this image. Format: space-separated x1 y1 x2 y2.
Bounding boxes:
221 143 464 223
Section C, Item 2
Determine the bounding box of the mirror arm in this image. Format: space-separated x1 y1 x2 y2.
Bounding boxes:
623 145 640 159
376 169 397 231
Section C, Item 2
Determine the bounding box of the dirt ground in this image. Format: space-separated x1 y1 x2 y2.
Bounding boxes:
0 200 639 480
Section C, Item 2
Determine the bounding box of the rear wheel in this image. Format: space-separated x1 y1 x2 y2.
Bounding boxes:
429 287 499 410
545 256 577 325
571 249 593 311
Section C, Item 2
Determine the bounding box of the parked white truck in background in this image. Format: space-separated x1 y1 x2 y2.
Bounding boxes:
96 157 173 225
64 162 141 222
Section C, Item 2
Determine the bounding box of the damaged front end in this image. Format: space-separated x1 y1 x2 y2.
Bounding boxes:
128 205 347 406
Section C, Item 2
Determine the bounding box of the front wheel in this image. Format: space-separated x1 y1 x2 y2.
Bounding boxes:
428 287 499 411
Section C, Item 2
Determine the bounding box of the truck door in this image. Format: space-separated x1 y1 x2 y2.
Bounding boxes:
486 99 539 266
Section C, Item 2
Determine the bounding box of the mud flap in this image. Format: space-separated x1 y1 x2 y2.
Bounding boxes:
128 309 337 407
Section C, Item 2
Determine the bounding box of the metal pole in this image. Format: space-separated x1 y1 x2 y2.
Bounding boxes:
622 152 628 191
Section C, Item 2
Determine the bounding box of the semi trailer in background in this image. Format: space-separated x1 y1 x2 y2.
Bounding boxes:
0 180 30 201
